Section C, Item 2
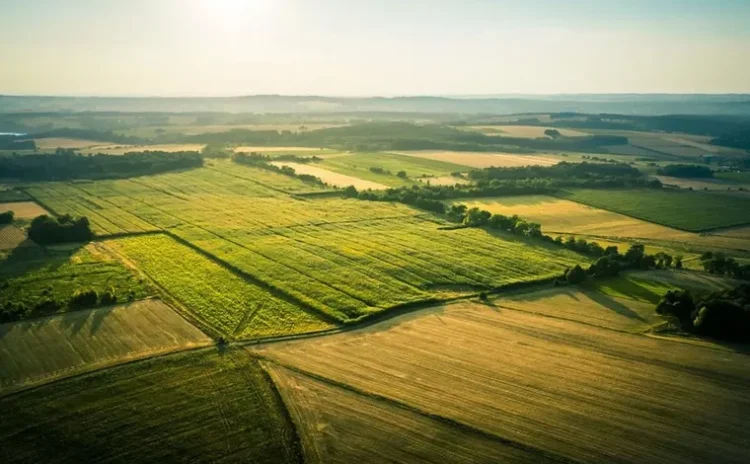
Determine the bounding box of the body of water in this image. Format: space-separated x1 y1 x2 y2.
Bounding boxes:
0 132 27 136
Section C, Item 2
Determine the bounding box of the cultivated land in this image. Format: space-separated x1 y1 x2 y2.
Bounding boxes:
267 364 559 464
0 299 211 395
0 243 152 319
559 188 750 232
235 146 330 153
463 125 590 138
254 298 750 464
0 226 30 251
24 161 588 327
0 350 301 464
269 161 388 190
106 234 333 339
78 143 206 155
33 137 108 150
393 150 560 168
0 201 49 219
457 195 750 253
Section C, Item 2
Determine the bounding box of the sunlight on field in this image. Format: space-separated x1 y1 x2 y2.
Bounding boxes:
34 138 106 149
393 151 560 168
235 146 327 153
0 225 30 251
466 125 590 138
80 143 206 155
0 201 49 219
270 161 388 190
0 299 211 396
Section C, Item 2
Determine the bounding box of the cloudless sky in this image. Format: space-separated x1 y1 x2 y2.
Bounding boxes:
1 0 749 96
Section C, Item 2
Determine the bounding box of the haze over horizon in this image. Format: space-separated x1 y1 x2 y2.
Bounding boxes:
1 0 749 97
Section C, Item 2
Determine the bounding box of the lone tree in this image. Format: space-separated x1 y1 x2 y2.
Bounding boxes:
544 129 562 138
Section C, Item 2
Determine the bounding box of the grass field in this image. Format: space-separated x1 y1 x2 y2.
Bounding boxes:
0 299 211 395
106 235 334 339
267 364 557 464
392 150 560 168
559 188 750 232
717 171 750 183
0 350 301 464
254 299 750 464
0 243 152 319
269 161 388 190
0 201 49 219
458 195 750 253
25 162 589 326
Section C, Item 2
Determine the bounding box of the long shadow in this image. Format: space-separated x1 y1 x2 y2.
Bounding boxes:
0 241 84 280
584 289 647 322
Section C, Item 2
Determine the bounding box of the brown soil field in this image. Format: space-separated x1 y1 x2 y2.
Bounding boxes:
0 299 211 396
459 195 750 252
0 225 31 251
712 225 750 240
265 363 559 464
393 151 560 168
254 301 750 464
270 162 388 190
0 201 49 219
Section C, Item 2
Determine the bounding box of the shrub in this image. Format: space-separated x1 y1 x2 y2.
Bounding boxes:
28 214 94 245
99 288 118 306
565 265 587 284
0 211 13 224
70 289 99 308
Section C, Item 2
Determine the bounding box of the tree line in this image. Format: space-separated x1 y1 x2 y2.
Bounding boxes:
699 252 750 280
0 285 125 324
0 149 203 181
657 164 714 178
231 152 328 187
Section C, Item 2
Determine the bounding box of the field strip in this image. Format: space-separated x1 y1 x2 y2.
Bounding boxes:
205 165 305 196
258 358 580 464
0 299 213 397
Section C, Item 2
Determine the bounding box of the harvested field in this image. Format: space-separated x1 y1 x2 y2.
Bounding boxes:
393 150 559 168
416 175 470 186
80 143 206 155
0 225 30 251
0 299 211 396
465 125 590 138
269 161 388 190
0 201 49 219
654 175 745 191
254 300 750 464
458 195 750 252
34 137 106 150
235 146 326 153
267 364 558 464
0 350 300 464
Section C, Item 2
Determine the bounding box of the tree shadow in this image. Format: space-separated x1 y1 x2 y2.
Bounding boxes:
585 289 647 322
0 241 84 280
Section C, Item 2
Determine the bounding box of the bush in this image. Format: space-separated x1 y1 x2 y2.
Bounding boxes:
70 289 99 308
28 214 94 244
0 210 13 224
99 288 118 306
396 171 408 179
565 265 587 284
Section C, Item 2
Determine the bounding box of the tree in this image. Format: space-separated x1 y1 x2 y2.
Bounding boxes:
342 185 359 198
0 211 13 224
565 265 587 284
396 171 408 179
544 129 562 138
463 207 491 226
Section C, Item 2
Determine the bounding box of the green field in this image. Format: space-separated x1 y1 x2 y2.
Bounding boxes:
0 243 152 320
106 235 333 339
319 152 470 187
0 350 301 464
0 299 211 395
559 188 750 232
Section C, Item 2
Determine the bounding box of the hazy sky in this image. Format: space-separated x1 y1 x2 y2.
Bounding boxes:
1 0 749 96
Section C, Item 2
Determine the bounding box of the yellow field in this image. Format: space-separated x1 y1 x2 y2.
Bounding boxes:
655 175 746 191
266 364 554 464
459 195 750 252
0 299 211 396
0 225 31 251
269 161 388 190
0 201 49 219
712 225 750 240
254 300 750 464
33 138 107 150
392 151 560 168
80 143 206 155
416 175 470 186
466 125 590 138
235 146 326 153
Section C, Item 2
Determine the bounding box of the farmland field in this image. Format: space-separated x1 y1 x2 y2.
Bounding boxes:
254 299 750 464
79 143 206 155
558 188 750 232
0 350 301 464
392 150 560 168
235 145 329 153
267 364 558 464
591 270 736 304
457 195 750 252
463 125 590 138
105 234 334 339
269 161 388 190
0 299 211 395
0 201 49 219
33 137 108 150
0 225 30 251
0 243 152 319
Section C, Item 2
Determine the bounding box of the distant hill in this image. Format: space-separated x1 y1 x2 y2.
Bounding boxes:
1 94 749 116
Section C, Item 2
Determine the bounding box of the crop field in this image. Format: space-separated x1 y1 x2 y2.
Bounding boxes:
713 225 750 240
78 143 206 155
106 235 334 339
654 175 743 191
254 300 750 464
0 299 211 395
457 195 750 253
559 188 750 232
269 161 388 190
33 137 108 150
267 364 555 464
463 125 590 138
0 225 30 251
24 162 588 326
319 152 471 186
0 201 49 219
392 150 560 168
0 350 301 464
120 123 348 137
717 171 750 183
592 270 737 303
0 243 152 318
235 145 329 153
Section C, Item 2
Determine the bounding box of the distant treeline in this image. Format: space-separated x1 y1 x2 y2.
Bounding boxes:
657 164 714 178
231 152 327 186
0 134 36 150
0 149 202 181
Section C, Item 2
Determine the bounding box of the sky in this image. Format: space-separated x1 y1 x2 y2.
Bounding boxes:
1 0 749 97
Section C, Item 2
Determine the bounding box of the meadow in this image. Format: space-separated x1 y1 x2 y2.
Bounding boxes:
0 350 301 464
558 188 750 232
0 299 211 395
254 298 750 464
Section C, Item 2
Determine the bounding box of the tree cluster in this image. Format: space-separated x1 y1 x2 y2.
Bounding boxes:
0 286 121 323
0 210 13 225
449 205 543 238
559 243 680 284
656 286 750 342
28 214 94 244
657 164 714 178
0 149 203 181
700 252 750 280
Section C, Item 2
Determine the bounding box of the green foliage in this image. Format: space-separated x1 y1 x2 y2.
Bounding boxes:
565 265 587 284
232 151 327 187
28 214 93 244
699 252 750 280
70 288 99 308
657 164 714 178
0 210 13 224
656 286 750 341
